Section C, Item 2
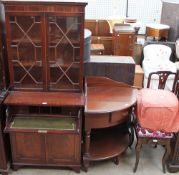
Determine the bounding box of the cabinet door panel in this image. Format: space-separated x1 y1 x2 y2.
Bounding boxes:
10 132 45 164
6 14 44 90
114 34 135 56
47 16 82 91
46 133 80 164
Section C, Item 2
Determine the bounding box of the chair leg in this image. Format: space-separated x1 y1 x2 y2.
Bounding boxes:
128 125 134 148
133 139 142 173
162 141 171 173
128 113 135 148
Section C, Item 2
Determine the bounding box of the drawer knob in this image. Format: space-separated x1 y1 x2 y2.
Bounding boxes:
38 130 47 133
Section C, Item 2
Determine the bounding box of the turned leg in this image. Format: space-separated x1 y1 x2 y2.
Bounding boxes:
128 126 134 148
114 156 120 165
128 109 135 148
162 140 171 173
83 130 91 172
83 157 90 172
133 139 142 173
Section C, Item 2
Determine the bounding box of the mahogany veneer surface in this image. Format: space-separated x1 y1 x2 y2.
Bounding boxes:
4 91 84 107
85 76 137 113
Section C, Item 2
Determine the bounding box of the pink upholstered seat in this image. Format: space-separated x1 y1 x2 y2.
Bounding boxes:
137 88 179 132
136 124 174 138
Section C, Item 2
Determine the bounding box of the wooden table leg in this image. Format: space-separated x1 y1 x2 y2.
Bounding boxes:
83 130 91 172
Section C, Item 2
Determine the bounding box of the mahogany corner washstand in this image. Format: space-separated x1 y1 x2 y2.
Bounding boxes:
83 76 137 171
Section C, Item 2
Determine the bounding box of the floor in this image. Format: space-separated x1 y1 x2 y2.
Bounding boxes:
9 141 174 175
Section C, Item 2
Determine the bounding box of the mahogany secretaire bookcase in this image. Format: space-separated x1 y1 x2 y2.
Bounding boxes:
1 0 87 173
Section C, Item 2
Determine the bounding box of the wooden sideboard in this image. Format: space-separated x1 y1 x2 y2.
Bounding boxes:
83 76 137 171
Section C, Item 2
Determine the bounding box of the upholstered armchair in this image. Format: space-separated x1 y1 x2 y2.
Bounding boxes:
143 44 176 90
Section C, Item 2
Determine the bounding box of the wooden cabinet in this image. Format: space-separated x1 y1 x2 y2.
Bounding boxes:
2 0 87 173
3 1 86 92
113 25 136 56
5 108 82 172
92 36 112 55
4 98 84 172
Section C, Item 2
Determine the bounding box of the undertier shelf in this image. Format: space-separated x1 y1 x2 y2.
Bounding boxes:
89 126 129 161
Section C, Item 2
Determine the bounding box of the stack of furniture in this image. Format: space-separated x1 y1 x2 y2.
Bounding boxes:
85 20 112 55
1 0 87 173
85 20 137 57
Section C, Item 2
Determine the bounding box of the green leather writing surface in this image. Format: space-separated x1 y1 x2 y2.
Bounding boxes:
11 117 76 130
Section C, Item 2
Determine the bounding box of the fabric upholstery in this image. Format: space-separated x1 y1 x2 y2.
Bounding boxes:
136 124 174 138
137 88 179 132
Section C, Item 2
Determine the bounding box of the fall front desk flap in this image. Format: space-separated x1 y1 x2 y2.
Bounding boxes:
10 116 76 131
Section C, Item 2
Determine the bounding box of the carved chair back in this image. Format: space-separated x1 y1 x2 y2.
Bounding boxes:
147 71 177 92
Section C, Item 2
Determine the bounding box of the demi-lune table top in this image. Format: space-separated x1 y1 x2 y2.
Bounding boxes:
85 76 137 114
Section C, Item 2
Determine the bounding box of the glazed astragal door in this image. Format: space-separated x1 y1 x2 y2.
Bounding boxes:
47 15 82 91
6 14 44 90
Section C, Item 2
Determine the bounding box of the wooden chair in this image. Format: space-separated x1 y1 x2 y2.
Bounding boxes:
133 71 178 173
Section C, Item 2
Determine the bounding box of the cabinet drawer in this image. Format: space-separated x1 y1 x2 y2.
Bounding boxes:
85 109 129 130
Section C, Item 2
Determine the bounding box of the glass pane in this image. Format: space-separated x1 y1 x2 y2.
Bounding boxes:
9 16 43 89
48 16 81 91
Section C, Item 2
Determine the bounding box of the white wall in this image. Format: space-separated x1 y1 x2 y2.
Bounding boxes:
85 0 162 34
